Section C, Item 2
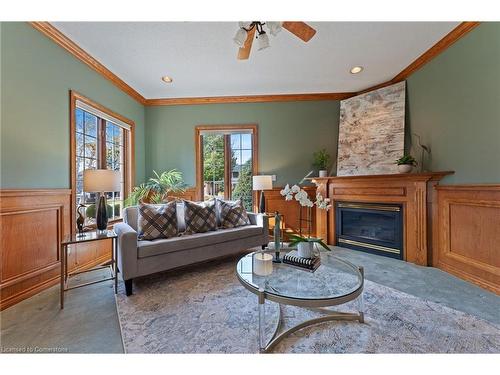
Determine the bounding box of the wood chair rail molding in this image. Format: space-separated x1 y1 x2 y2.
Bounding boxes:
435 184 500 294
30 22 479 106
309 172 454 266
0 189 112 310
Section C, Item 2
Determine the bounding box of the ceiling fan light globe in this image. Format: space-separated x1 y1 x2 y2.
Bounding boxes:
267 22 282 36
257 33 270 50
233 28 248 46
238 21 252 29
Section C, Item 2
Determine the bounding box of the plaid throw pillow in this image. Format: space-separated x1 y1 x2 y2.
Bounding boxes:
218 199 250 228
183 199 217 234
138 202 177 240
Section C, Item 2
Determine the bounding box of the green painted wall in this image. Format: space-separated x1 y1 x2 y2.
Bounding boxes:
2 21 498 190
407 22 500 184
0 22 146 189
145 101 340 187
145 24 500 188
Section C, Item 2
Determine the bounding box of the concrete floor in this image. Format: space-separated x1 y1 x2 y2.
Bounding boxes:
0 269 123 353
1 247 499 353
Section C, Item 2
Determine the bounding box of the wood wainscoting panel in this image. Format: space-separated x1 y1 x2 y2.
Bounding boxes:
1 207 61 283
0 189 70 310
264 187 316 240
332 187 406 196
0 189 112 310
67 240 113 273
168 187 199 202
436 185 500 294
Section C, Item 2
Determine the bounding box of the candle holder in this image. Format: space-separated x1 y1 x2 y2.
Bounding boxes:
253 252 273 276
273 211 282 263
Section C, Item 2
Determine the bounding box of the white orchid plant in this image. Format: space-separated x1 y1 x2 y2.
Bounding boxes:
279 184 332 211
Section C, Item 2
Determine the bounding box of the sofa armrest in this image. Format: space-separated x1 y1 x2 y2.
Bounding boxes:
114 222 138 281
248 212 269 233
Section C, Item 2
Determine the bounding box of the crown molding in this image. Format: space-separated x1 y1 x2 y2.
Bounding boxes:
29 22 147 105
30 21 480 106
357 22 480 95
145 92 355 106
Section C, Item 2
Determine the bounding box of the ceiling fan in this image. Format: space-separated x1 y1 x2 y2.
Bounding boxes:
233 21 317 60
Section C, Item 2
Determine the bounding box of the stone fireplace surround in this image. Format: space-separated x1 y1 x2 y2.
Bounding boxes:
310 172 453 266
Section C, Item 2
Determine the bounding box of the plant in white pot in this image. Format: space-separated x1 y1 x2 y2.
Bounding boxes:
280 184 332 257
288 234 330 258
312 149 331 178
395 155 417 173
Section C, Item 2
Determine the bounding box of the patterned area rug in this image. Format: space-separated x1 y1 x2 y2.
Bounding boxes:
115 256 500 353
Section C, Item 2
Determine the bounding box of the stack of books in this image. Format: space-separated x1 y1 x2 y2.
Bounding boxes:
283 250 321 272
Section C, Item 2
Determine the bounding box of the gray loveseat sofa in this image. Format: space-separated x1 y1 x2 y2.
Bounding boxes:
114 204 269 295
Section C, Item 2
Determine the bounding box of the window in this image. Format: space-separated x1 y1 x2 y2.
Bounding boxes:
195 125 258 211
71 91 134 230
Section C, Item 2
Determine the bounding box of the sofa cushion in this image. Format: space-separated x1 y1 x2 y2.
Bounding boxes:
215 198 236 226
138 202 177 240
183 199 217 234
125 202 186 233
218 199 250 228
137 225 263 258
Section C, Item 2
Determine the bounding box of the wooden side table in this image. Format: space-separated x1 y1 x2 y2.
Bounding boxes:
60 230 118 309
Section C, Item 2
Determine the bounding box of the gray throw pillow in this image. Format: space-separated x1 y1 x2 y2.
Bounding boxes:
183 199 217 234
138 202 177 240
215 198 238 226
218 199 250 228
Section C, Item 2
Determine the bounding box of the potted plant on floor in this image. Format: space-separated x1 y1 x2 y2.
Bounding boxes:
312 149 331 177
395 155 417 173
125 169 186 206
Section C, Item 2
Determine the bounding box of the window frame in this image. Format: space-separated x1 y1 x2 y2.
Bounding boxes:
70 91 135 234
195 124 258 211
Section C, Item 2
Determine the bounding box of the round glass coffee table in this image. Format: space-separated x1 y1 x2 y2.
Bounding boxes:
236 250 364 353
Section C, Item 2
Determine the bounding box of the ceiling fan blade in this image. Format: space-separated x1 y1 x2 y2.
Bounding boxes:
237 27 256 60
282 22 317 42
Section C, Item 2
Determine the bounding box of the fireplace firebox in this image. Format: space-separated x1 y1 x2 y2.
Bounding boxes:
335 202 403 259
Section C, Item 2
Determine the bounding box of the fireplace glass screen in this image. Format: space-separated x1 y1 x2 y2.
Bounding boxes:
336 202 403 259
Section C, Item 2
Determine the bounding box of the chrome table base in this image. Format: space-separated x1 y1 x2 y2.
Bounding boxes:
256 266 365 353
258 297 364 353
236 255 365 353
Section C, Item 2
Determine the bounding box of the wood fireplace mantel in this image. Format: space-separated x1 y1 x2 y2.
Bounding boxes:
309 171 454 266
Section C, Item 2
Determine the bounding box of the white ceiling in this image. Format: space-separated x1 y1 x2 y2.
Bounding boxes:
52 22 459 99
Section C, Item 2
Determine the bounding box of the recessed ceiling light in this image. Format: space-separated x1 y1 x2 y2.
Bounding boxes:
161 76 173 83
350 66 363 74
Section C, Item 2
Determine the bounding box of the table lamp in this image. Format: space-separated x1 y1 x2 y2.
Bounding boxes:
252 175 273 213
83 169 121 231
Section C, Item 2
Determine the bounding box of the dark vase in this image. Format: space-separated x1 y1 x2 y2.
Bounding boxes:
96 195 108 231
76 204 86 235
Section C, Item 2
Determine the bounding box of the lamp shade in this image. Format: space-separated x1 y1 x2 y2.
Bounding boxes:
252 175 273 191
266 21 282 36
83 169 121 193
233 28 248 46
